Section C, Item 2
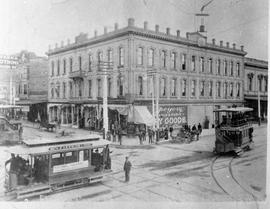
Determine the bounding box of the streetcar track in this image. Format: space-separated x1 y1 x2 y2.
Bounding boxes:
210 155 259 208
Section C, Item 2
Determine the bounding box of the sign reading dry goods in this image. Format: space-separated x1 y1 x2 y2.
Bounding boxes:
159 106 187 128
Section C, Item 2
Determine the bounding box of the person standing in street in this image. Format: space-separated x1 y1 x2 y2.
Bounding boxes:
148 127 153 144
198 123 202 134
118 128 122 145
123 156 132 182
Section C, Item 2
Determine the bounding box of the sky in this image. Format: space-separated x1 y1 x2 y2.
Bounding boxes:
0 0 268 60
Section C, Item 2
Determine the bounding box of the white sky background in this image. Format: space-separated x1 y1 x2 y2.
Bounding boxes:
0 0 268 60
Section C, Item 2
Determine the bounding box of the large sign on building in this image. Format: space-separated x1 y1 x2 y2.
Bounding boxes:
159 105 187 128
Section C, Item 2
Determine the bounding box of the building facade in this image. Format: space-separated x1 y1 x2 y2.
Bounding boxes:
0 55 18 106
15 51 49 122
244 57 268 121
47 18 247 130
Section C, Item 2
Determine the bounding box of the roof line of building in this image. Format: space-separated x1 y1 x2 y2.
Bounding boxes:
47 18 247 57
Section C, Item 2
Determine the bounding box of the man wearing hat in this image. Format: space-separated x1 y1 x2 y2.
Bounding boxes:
123 156 132 182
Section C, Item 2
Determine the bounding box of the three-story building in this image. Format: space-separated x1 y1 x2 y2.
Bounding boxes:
47 18 247 130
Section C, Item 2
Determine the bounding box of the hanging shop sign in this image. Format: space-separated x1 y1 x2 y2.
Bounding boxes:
159 105 187 128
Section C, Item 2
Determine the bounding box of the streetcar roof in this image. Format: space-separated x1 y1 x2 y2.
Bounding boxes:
213 107 253 113
5 138 111 155
22 134 102 147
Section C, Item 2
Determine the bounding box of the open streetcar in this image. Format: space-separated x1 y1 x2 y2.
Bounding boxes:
213 107 254 155
3 134 112 200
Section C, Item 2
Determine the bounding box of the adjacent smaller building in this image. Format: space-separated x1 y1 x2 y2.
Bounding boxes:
244 57 268 121
15 51 49 122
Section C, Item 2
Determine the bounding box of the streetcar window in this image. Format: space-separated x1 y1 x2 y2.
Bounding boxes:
51 153 64 167
65 151 77 164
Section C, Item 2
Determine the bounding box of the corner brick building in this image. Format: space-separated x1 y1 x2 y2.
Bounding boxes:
47 18 247 130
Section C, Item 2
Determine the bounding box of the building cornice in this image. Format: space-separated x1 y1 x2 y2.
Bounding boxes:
244 57 268 70
48 26 247 57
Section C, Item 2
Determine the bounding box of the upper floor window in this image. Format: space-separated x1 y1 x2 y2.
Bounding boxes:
69 81 73 98
217 59 221 75
119 47 124 66
63 82 66 98
97 51 103 63
57 60 60 75
171 52 176 69
78 56 82 71
224 82 228 98
88 80 92 97
97 78 102 97
248 75 253 91
182 79 187 96
51 61 54 76
138 76 143 96
230 61 233 76
161 50 166 68
191 56 196 71
224 60 228 75
181 54 186 70
200 80 205 96
148 49 154 66
265 76 268 92
23 84 27 95
230 83 233 97
63 59 66 75
69 57 73 72
209 81 213 97
88 54 92 71
191 80 196 96
78 80 82 97
171 78 176 96
236 63 240 76
51 87 54 98
137 47 143 65
236 83 240 97
160 78 166 96
107 49 113 63
108 77 112 97
208 58 213 74
117 76 124 96
258 77 262 92
56 83 60 98
217 81 221 97
200 57 205 72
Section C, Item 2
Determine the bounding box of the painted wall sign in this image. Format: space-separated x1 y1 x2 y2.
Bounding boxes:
158 105 187 128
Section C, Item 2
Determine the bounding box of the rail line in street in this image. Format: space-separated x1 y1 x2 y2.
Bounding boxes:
210 155 258 208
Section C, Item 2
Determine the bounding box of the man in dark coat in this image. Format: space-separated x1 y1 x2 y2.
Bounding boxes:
198 123 202 134
123 156 132 182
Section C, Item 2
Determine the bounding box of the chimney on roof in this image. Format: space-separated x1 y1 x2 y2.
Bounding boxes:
114 23 118 30
212 38 216 45
104 27 107 34
176 30 180 38
166 27 170 35
155 24 159 32
94 30 97 38
144 21 148 30
240 45 244 51
226 42 229 48
233 43 236 49
128 18 135 27
220 40 223 47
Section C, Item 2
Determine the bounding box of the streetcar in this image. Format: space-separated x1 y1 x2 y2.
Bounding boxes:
3 134 112 200
213 107 254 155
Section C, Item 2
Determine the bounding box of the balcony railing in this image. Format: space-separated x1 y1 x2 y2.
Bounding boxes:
69 70 86 79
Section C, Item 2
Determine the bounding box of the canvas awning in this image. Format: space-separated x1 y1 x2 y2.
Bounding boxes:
128 106 155 126
108 105 129 115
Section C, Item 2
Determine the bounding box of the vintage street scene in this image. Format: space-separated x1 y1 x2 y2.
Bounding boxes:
0 0 268 208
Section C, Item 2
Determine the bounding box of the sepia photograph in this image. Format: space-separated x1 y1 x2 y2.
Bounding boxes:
0 0 269 208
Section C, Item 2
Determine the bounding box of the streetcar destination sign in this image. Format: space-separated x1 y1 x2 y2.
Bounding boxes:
49 143 93 152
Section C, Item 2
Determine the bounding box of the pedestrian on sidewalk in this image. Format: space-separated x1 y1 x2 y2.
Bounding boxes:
118 128 122 145
198 123 202 134
138 130 143 145
148 127 153 144
169 126 173 139
123 156 132 182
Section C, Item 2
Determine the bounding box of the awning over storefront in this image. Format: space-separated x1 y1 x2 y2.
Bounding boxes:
48 103 62 108
108 105 129 115
128 106 155 126
244 96 268 101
